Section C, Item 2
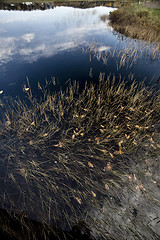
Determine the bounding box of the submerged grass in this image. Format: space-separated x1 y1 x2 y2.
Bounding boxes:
0 77 159 239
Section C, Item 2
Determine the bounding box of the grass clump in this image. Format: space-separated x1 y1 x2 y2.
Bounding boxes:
109 4 160 44
0 77 159 238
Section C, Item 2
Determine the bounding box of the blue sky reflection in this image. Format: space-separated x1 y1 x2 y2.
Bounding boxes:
0 7 115 65
0 6 159 97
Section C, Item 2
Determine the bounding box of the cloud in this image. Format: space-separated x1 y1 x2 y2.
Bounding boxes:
19 44 46 56
0 7 115 65
19 42 75 63
98 46 111 52
0 28 6 33
21 33 35 43
0 37 17 64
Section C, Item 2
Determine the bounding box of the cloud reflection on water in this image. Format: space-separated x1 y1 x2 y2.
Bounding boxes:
21 33 35 43
0 7 114 65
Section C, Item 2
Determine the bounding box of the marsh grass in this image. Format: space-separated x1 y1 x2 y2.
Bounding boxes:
0 77 159 238
109 4 160 45
83 41 160 72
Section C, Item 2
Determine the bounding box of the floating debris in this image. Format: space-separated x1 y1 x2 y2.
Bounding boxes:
104 162 112 171
91 191 96 198
88 162 94 168
74 197 82 205
24 87 30 92
20 168 25 174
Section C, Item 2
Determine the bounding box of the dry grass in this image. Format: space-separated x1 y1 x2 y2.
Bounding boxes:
0 77 159 238
83 41 160 71
109 4 160 45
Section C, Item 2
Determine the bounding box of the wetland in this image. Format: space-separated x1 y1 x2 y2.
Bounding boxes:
0 1 160 240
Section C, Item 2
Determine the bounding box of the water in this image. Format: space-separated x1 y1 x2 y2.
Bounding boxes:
0 5 160 240
0 6 159 99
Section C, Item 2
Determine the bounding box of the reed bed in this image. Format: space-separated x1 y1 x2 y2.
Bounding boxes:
109 4 160 46
82 41 160 73
0 77 159 239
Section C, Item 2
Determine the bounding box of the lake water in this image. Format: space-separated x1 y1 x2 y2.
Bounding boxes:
0 6 160 99
0 5 160 240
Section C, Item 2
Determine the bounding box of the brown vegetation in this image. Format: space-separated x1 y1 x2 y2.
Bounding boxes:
109 4 160 44
0 77 159 238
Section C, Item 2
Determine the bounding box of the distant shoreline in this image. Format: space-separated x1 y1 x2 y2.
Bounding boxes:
0 0 120 11
1 0 159 11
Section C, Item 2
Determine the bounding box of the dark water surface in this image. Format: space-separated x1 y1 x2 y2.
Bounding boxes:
0 6 160 99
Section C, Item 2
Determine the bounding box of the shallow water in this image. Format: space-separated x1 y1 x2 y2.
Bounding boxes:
0 6 159 98
0 5 160 240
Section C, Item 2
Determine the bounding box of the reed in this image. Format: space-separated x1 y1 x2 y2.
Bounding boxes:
109 4 160 45
83 41 160 72
0 77 159 239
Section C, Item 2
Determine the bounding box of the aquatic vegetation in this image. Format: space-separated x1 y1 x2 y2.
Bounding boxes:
0 76 159 239
0 2 159 239
100 14 108 22
83 41 160 73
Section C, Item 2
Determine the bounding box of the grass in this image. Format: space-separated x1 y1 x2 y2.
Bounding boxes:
84 40 160 70
109 3 160 44
0 208 93 240
0 2 160 237
0 76 159 239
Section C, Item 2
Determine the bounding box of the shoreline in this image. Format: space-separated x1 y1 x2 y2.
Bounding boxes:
109 2 160 44
0 0 120 10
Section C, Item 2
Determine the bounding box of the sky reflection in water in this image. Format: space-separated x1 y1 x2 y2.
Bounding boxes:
0 6 159 97
0 7 114 64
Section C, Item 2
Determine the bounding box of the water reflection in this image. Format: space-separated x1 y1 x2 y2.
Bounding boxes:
0 7 113 65
0 6 160 240
0 6 159 98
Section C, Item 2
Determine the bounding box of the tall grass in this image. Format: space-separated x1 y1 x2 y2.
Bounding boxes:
109 4 160 45
83 41 160 71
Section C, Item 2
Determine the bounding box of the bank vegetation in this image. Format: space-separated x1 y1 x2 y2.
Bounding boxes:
109 3 160 44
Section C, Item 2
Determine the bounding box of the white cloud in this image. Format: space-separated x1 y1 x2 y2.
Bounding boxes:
19 42 75 63
98 46 111 52
0 7 116 65
0 37 17 64
21 33 35 43
19 44 46 55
